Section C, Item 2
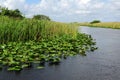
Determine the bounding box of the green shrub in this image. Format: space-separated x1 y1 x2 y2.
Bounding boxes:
33 14 51 21
90 20 101 24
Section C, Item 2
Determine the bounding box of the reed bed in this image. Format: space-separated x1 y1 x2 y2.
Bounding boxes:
79 22 120 29
0 16 77 44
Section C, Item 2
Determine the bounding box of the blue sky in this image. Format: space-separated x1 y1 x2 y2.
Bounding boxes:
0 0 120 22
26 0 40 4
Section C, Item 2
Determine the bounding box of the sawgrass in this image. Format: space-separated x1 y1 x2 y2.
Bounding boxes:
79 22 120 29
0 16 77 44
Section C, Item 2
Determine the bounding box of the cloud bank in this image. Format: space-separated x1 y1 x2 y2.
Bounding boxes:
0 0 120 22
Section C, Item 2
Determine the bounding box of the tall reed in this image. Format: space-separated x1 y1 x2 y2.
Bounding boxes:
0 16 77 44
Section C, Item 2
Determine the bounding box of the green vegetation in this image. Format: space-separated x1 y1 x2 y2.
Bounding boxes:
33 14 51 21
0 6 23 18
0 33 97 71
0 8 97 71
79 22 120 29
0 16 78 44
90 20 101 24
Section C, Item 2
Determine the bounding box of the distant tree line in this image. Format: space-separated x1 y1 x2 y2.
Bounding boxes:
0 6 51 20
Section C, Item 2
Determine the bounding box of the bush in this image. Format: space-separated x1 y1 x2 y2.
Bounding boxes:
33 14 51 21
90 20 101 24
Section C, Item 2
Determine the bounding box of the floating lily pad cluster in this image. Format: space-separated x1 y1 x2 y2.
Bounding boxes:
0 33 97 71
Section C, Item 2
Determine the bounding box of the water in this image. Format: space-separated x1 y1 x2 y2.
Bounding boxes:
1 26 120 80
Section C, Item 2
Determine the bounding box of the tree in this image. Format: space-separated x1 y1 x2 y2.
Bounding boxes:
33 14 51 21
90 20 101 24
12 9 23 18
0 6 23 18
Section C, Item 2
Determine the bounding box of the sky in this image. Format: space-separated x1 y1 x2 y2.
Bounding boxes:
0 0 120 22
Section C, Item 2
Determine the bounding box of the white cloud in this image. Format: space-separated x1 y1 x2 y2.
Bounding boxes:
77 0 90 5
3 0 25 9
0 0 120 22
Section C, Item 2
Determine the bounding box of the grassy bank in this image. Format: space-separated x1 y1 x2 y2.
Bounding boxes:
79 22 120 29
0 16 97 71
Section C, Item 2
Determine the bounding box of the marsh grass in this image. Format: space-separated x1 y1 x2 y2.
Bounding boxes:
79 22 120 29
0 16 77 44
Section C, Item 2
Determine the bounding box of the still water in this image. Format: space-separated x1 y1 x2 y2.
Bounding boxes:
1 26 120 80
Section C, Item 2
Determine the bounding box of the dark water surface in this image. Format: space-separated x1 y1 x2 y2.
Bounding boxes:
1 26 120 80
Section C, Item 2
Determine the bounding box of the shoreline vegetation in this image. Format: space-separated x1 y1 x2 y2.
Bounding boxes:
79 22 120 29
0 6 97 71
0 16 97 71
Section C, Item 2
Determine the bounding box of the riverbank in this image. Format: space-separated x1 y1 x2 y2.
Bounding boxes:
79 22 120 29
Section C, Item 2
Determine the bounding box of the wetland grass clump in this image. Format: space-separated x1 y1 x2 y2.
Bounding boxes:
0 16 77 43
0 16 97 71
